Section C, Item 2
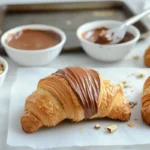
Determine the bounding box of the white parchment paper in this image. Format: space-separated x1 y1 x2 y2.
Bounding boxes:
7 68 150 149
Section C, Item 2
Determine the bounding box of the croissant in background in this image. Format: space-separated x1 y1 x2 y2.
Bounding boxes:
144 46 150 67
21 67 131 133
142 77 150 125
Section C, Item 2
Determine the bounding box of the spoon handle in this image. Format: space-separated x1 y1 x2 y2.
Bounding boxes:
124 8 150 26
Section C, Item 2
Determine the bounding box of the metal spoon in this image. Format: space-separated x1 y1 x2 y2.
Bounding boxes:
105 8 150 44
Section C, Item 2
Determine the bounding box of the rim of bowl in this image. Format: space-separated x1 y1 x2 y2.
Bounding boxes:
1 24 67 53
76 20 140 47
0 56 8 77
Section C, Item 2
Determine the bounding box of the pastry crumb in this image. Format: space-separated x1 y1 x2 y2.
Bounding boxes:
119 83 123 88
133 55 139 60
80 127 84 132
105 124 117 133
127 122 135 127
120 81 132 88
129 102 137 108
94 124 100 129
123 84 132 88
137 72 146 78
121 80 126 84
123 84 129 88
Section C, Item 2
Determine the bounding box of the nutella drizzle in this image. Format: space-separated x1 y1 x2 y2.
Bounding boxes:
53 67 100 119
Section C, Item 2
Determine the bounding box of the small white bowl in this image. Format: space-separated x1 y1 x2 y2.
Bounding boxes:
1 24 66 66
0 57 8 88
77 20 140 62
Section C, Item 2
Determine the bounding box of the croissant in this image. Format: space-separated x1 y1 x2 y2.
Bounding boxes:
21 67 131 133
142 77 150 125
144 46 150 67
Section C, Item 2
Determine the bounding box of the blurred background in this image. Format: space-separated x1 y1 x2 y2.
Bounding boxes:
0 0 149 54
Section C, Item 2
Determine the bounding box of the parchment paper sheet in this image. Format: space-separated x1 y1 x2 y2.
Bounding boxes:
7 68 150 149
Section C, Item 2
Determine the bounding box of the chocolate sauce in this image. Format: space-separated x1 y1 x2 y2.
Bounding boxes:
82 27 134 45
6 29 61 50
53 67 100 119
119 32 135 43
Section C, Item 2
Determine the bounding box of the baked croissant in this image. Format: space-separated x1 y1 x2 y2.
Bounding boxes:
142 77 150 125
21 67 131 133
144 46 150 67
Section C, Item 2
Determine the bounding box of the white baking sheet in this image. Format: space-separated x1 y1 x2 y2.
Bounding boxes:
7 68 150 149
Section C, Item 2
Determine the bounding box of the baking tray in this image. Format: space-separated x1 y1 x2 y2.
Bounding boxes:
0 1 148 55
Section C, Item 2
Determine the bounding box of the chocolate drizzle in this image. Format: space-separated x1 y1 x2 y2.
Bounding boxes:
53 67 100 119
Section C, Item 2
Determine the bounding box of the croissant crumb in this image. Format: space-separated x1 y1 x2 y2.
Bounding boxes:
127 122 135 127
133 55 139 60
106 124 117 133
94 124 101 129
137 72 146 78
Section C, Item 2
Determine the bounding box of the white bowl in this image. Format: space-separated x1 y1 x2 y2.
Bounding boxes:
0 57 8 88
1 24 66 66
77 20 140 62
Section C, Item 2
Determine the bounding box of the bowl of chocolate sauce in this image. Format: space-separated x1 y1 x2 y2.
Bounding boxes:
77 20 140 62
1 24 66 66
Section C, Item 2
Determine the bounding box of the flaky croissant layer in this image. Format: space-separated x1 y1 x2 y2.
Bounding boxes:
144 46 150 67
21 67 131 133
142 77 150 125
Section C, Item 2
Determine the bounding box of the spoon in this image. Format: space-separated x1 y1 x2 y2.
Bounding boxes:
105 8 150 44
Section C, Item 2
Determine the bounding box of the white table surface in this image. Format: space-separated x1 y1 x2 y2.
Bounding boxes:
1 38 150 150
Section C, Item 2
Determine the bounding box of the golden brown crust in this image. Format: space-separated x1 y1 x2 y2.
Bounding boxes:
21 111 42 133
21 68 131 133
142 77 150 125
99 80 130 121
39 76 84 122
144 46 150 67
